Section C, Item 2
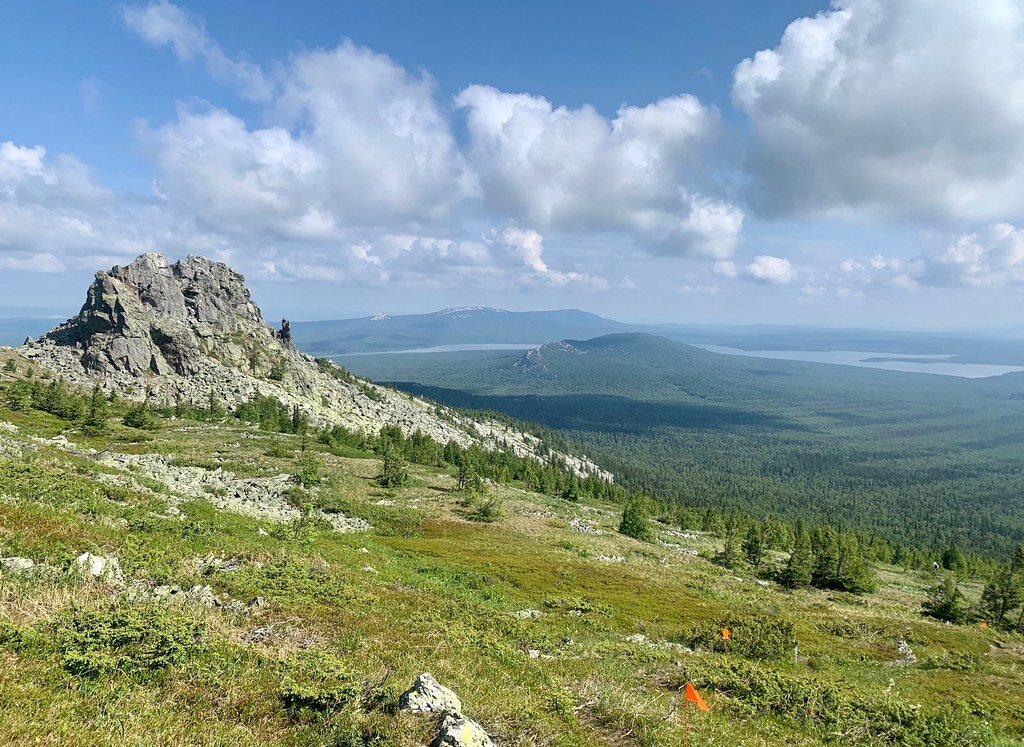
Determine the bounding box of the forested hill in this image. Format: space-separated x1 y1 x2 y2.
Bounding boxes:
290 307 632 354
343 333 1024 558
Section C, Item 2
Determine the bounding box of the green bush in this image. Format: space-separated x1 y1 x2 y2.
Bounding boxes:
619 500 652 541
468 495 503 523
53 604 204 678
122 401 153 429
676 656 991 746
684 610 795 661
295 451 324 487
279 650 361 713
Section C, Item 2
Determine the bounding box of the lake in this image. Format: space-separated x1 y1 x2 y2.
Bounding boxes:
692 345 1024 378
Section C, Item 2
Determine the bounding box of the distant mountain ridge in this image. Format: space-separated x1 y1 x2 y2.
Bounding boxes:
291 307 633 355
290 308 1024 364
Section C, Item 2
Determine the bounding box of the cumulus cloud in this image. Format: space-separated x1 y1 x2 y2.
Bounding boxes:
456 85 743 258
257 223 604 290
123 0 271 100
734 0 1024 223
840 224 1024 291
744 255 796 285
140 40 474 239
0 141 121 261
14 2 748 294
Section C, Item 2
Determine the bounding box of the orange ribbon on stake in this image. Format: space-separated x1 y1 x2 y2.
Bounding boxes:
681 682 709 747
684 682 710 711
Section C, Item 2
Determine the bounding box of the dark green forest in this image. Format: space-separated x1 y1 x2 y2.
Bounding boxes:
341 334 1024 559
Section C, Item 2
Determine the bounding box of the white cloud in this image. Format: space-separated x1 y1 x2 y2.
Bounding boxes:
123 1 271 100
456 85 743 258
141 40 474 239
744 255 796 285
0 252 66 273
734 0 1024 223
712 260 738 278
844 224 1024 290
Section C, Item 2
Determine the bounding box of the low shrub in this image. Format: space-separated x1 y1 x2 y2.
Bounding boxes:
674 656 991 746
683 609 795 661
53 603 204 678
279 649 361 713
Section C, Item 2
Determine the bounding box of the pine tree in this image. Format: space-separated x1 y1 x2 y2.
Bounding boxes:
923 573 967 624
716 531 743 569
83 385 107 432
619 500 652 542
376 451 409 489
835 534 877 594
811 525 841 588
781 522 813 588
456 457 484 495
743 523 765 569
980 547 1024 629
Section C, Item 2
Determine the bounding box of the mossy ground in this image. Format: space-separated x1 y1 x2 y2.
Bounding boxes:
0 350 1022 746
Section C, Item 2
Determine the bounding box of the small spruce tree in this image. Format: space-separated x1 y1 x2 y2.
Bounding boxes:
376 451 409 489
923 573 968 624
781 522 814 588
619 500 652 541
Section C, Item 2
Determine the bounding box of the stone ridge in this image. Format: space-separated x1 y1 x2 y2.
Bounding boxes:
20 253 611 480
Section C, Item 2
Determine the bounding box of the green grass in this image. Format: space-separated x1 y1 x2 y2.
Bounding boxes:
0 350 1023 746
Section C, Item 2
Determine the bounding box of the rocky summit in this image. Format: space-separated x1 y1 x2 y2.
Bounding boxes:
19 253 607 478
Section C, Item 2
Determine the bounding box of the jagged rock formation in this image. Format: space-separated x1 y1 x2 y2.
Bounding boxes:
20 253 608 478
514 340 582 370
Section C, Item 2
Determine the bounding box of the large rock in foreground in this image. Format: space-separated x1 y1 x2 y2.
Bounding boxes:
19 253 609 479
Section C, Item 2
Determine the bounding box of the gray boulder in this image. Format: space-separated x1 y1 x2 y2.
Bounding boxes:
74 552 124 583
1 557 35 573
435 714 495 747
399 673 463 715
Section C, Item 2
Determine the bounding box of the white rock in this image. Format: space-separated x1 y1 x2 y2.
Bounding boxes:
1 557 34 572
435 713 495 747
74 552 124 583
399 673 462 715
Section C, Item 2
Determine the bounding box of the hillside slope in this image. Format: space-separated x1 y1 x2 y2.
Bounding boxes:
342 334 1024 556
14 254 604 479
0 351 1021 746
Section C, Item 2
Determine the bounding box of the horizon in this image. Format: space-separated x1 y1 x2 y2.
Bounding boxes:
4 1 1024 331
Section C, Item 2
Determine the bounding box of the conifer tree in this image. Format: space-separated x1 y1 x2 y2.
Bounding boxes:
743 523 765 569
376 451 409 489
782 522 814 588
619 500 652 541
923 573 967 624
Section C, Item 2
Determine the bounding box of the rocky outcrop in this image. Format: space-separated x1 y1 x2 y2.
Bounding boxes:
20 253 609 480
436 714 495 747
399 673 463 715
399 674 495 747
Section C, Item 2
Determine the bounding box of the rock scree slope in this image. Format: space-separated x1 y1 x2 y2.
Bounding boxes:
18 252 607 478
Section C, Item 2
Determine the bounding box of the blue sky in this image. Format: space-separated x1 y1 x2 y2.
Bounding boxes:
2 1 1023 329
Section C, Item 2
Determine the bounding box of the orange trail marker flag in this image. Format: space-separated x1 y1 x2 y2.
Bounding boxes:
684 681 710 711
721 627 731 640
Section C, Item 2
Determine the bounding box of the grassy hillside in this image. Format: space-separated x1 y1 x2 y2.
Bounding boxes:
1 350 1022 746
340 334 1024 558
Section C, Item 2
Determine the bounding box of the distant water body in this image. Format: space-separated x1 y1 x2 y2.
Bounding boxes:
693 345 1024 379
338 342 1024 378
335 343 542 357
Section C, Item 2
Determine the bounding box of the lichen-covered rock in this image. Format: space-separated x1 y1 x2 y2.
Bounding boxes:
74 552 124 583
1 557 35 573
435 714 495 747
399 673 463 715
